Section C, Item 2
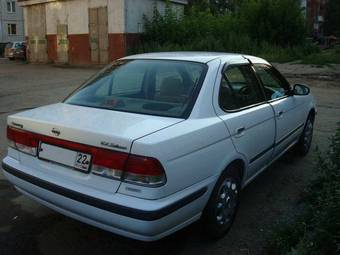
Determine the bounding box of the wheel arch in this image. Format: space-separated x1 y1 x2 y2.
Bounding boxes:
308 108 316 122
220 158 246 185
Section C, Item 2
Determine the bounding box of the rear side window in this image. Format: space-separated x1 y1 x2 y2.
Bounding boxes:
219 65 265 111
65 60 207 118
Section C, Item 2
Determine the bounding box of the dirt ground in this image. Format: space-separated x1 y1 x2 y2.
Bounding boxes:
0 59 339 255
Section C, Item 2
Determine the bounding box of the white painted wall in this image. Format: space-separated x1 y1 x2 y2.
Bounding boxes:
108 0 125 33
44 0 125 35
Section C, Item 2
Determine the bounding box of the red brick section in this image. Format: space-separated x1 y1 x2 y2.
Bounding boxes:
109 34 126 61
109 33 140 62
68 34 91 65
27 33 140 65
47 35 57 62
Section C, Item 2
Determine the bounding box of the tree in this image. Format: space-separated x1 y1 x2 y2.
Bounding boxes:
187 0 209 10
324 0 340 36
210 0 243 14
238 0 306 46
187 0 243 14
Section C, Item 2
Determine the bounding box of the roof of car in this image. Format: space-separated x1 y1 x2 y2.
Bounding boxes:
123 52 270 64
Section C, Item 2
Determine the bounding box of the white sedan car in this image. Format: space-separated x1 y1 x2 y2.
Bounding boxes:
2 52 316 241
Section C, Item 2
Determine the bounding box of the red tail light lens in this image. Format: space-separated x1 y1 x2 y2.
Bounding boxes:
92 153 166 186
7 126 38 155
92 149 129 180
124 155 166 186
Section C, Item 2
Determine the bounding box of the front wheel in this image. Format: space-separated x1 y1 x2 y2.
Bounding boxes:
201 166 241 239
295 115 314 156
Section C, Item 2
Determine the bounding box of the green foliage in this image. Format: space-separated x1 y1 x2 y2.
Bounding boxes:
300 46 340 65
267 125 340 255
139 0 309 62
238 0 306 46
188 0 244 14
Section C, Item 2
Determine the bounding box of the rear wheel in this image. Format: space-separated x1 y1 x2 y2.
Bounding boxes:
201 165 241 239
295 114 314 156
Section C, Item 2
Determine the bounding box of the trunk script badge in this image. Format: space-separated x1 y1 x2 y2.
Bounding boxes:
101 141 127 150
51 128 61 136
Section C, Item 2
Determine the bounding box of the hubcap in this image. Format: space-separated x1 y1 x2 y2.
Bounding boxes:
303 120 313 150
215 178 238 225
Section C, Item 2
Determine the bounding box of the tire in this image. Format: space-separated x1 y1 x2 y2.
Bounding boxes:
201 165 241 239
295 114 314 156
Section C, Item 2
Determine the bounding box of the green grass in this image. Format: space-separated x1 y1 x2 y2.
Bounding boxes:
266 125 340 255
300 46 340 65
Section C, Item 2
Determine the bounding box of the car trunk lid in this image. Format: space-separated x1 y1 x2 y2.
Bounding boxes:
8 103 183 193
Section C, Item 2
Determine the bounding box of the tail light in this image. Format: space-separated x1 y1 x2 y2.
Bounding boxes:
92 153 166 186
7 126 166 187
7 126 38 155
92 149 128 180
124 155 166 186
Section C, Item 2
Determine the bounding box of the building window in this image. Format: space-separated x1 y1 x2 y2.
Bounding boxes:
7 1 16 13
7 24 17 35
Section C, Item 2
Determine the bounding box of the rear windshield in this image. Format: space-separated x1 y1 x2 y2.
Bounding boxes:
65 59 207 118
14 42 25 48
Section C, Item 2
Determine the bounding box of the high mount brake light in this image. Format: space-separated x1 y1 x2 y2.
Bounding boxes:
7 126 166 186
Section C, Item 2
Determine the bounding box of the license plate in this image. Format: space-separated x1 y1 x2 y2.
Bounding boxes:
38 143 92 173
74 152 92 172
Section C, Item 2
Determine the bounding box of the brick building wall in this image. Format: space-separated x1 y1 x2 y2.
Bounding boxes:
18 0 186 65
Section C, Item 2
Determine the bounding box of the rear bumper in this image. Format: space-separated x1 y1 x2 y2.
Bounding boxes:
1 157 213 241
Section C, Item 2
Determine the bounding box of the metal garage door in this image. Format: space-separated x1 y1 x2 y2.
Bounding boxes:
26 4 47 63
89 7 108 64
57 24 69 64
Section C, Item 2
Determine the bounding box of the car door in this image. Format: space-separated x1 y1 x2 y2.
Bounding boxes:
253 64 306 158
215 60 276 180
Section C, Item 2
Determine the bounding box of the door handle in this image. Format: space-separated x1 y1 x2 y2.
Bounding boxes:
235 127 245 137
277 111 283 118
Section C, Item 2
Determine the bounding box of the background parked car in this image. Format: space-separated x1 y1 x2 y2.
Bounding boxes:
13 42 27 60
4 42 26 60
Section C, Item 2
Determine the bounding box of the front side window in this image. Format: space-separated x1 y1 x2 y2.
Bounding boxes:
7 24 17 35
254 65 289 100
7 1 16 13
65 60 207 118
219 65 265 111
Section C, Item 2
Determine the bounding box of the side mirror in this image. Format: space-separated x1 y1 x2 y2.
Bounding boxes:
292 84 310 96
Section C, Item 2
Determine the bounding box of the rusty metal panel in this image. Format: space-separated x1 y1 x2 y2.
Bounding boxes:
89 8 99 64
57 24 69 64
98 7 109 64
27 4 47 63
89 7 108 64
